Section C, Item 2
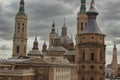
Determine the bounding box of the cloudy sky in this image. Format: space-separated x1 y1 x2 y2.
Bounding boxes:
0 0 120 64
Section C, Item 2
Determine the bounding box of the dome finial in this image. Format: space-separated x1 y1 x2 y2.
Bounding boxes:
35 33 37 42
64 18 66 26
32 34 39 50
17 0 26 15
80 0 86 14
88 0 98 14
114 41 116 48
90 0 95 9
51 19 56 33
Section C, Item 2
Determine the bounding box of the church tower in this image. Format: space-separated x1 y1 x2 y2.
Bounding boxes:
12 0 27 57
111 43 118 73
75 0 106 80
61 19 67 36
49 20 57 47
32 35 39 50
77 0 88 35
42 40 47 52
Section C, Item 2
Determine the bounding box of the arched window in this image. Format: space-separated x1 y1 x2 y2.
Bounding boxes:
91 77 94 80
100 51 102 61
18 27 20 30
52 39 54 45
22 27 24 32
18 23 20 32
22 23 24 26
91 53 94 61
82 51 85 61
81 23 83 30
16 46 19 53
82 76 85 80
99 77 102 80
18 23 20 26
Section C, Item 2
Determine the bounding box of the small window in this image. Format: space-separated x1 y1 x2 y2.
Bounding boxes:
22 27 24 32
100 51 102 61
83 37 85 39
82 76 85 80
90 65 94 69
91 77 94 80
16 46 19 53
99 66 103 70
22 23 24 26
82 51 85 61
91 53 94 61
99 77 102 80
81 23 83 30
18 23 20 26
82 65 85 69
18 27 20 30
91 36 94 39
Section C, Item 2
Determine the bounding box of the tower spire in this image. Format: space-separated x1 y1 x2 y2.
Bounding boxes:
111 42 118 72
17 0 26 15
32 34 39 50
114 42 116 48
64 18 66 27
51 20 56 34
112 42 117 64
80 0 86 14
42 39 47 52
61 18 67 36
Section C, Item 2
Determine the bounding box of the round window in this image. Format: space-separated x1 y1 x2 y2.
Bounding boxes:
90 65 94 69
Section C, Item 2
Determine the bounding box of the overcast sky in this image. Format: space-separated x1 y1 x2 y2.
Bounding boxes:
0 0 120 64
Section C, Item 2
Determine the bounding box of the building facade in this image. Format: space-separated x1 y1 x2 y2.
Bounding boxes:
0 57 76 80
75 0 106 80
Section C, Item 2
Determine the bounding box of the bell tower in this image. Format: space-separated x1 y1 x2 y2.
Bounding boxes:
111 43 118 73
75 0 106 80
12 0 27 57
49 20 57 47
77 0 88 35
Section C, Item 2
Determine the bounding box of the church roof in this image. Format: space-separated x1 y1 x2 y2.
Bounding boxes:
80 0 103 35
59 36 71 44
80 19 102 34
47 46 67 52
65 50 75 55
28 50 42 55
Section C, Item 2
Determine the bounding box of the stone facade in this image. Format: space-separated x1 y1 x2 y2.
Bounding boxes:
0 70 35 80
0 57 76 80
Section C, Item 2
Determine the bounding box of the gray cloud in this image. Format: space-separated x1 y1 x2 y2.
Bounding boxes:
0 0 120 62
0 45 10 50
1 0 118 42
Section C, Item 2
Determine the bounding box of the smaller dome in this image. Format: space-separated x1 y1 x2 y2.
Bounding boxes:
47 46 67 52
59 36 71 44
28 50 42 55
